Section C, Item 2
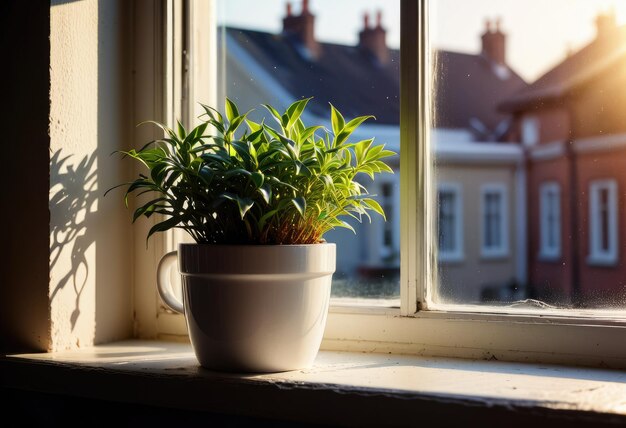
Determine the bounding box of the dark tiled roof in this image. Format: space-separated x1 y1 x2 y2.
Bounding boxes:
500 27 626 112
224 27 526 136
224 27 400 125
433 51 527 135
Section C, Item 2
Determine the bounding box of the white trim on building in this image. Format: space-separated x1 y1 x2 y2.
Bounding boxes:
574 132 626 154
528 140 565 161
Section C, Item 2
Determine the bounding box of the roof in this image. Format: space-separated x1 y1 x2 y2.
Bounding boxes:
223 27 527 137
433 51 527 137
500 26 626 112
224 27 400 125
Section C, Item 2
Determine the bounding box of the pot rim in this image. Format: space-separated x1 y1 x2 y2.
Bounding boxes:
178 242 336 249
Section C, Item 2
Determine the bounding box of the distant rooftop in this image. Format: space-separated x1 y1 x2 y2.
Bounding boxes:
221 4 527 139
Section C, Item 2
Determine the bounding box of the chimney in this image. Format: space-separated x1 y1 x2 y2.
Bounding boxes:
481 17 506 65
282 0 320 58
595 10 617 40
358 10 390 65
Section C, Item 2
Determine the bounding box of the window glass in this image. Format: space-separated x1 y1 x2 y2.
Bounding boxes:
216 0 400 305
432 0 626 309
437 183 463 261
539 182 561 259
481 185 507 257
589 180 618 265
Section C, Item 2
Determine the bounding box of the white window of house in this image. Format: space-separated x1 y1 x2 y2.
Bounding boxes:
588 179 618 266
480 184 508 258
379 182 396 261
539 182 561 260
521 116 539 146
437 183 463 262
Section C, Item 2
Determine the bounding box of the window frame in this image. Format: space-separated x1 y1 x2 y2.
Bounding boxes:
436 183 464 262
479 183 509 259
538 181 561 260
588 179 619 266
143 0 626 369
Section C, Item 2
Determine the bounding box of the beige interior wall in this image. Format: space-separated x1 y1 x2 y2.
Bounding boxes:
49 0 133 350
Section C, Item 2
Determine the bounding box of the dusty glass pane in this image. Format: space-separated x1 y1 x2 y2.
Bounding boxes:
216 0 400 305
431 0 626 310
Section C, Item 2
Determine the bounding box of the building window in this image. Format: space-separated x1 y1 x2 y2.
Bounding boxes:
437 183 463 262
521 116 539 146
539 182 561 260
480 184 508 258
379 182 396 261
588 179 618 266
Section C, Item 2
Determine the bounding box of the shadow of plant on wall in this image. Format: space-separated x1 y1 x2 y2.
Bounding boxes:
50 150 98 330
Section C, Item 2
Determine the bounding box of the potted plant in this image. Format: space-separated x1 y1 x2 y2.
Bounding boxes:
110 98 394 372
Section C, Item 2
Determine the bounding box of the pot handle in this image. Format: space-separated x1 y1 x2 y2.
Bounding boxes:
156 250 184 314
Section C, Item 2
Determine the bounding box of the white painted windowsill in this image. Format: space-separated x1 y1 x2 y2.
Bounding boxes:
3 340 626 426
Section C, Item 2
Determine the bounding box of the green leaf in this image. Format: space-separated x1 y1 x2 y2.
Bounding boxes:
291 197 306 217
177 120 187 139
200 103 224 123
250 171 264 188
225 97 240 123
364 198 386 220
258 209 278 230
285 97 312 130
259 183 272 204
221 192 254 219
335 115 374 146
246 119 263 133
298 125 324 145
330 103 345 137
263 104 284 129
147 216 181 242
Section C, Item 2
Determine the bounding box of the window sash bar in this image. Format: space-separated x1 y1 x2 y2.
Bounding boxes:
400 0 429 315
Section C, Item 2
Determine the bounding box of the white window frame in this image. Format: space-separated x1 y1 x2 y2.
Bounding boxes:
480 183 509 258
140 0 626 369
588 179 619 266
437 183 464 262
539 181 561 260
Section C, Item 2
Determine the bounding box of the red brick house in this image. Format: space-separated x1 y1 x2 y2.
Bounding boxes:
501 12 626 307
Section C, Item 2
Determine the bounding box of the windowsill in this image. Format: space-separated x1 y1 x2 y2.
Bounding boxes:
437 253 465 264
587 255 619 267
480 250 510 260
537 252 561 262
2 340 626 426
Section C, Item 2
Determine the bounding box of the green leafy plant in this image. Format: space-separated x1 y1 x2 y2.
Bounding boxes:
108 98 395 245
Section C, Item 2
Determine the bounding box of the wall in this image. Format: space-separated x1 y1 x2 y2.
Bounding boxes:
48 0 133 350
571 57 626 139
527 156 572 302
532 107 570 144
0 1 51 352
576 148 626 303
436 163 518 303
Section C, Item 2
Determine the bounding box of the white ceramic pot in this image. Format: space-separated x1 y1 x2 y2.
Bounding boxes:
157 243 336 373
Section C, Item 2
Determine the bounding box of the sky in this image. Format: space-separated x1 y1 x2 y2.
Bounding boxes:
218 0 626 82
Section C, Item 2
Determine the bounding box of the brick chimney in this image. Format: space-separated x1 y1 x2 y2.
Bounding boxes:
358 10 390 65
595 10 617 40
481 18 506 65
282 0 320 58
